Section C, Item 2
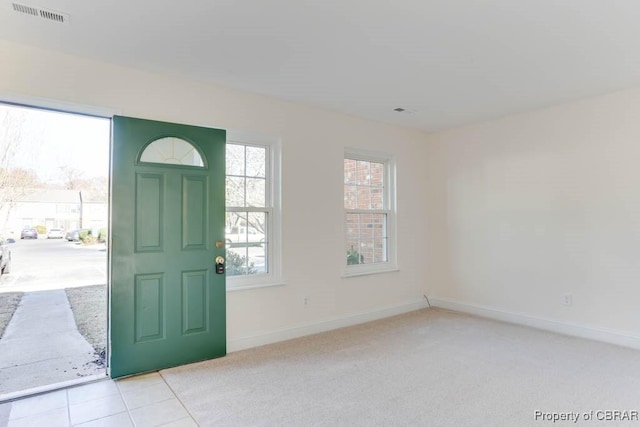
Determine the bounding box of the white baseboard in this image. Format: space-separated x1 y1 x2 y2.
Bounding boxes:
228 299 429 353
429 296 640 350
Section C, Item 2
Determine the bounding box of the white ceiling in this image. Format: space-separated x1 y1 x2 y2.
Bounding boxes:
2 0 640 132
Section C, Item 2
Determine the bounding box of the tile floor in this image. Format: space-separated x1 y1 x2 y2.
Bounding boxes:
0 372 197 427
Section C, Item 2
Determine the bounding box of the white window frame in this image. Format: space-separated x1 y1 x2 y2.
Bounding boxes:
343 148 398 277
226 131 284 291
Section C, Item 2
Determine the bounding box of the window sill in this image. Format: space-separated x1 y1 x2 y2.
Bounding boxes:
341 264 399 278
226 279 287 292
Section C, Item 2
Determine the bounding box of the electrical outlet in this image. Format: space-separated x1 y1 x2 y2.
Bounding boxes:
562 293 572 306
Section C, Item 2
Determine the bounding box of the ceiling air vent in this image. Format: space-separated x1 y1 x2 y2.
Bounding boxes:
12 3 69 24
12 3 37 16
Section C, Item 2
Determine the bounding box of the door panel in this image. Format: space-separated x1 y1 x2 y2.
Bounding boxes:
136 173 164 252
182 175 208 250
182 270 208 334
111 116 226 378
134 274 164 342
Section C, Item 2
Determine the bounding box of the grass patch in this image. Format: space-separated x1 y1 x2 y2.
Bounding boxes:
65 285 107 355
0 292 23 338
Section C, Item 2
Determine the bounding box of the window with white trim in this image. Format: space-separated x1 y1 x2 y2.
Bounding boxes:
344 149 397 276
226 135 282 289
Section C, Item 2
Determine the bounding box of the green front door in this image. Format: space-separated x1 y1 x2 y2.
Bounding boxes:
110 116 226 378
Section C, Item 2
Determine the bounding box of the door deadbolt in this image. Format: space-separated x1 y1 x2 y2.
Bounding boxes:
215 256 225 274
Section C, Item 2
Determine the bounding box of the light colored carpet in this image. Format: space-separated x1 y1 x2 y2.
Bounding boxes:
161 308 640 426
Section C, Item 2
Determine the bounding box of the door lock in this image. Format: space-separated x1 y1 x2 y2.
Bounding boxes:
215 256 225 274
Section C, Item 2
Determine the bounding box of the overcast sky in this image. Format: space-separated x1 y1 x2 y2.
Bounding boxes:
1 103 110 184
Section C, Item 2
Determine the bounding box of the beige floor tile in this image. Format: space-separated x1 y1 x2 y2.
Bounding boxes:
116 372 165 394
159 417 198 427
69 394 126 425
7 407 68 427
129 398 190 427
9 390 67 420
2 370 198 426
74 411 133 427
120 382 174 410
68 380 119 405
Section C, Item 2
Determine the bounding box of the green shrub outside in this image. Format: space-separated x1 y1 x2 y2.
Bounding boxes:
79 229 96 244
226 251 257 275
34 225 46 235
347 245 364 265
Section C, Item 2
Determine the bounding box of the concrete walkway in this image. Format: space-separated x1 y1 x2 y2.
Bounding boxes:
0 290 103 395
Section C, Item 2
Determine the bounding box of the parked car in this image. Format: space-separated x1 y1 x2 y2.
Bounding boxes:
20 227 38 239
0 235 13 276
65 229 90 242
65 229 80 241
47 228 64 239
225 226 265 248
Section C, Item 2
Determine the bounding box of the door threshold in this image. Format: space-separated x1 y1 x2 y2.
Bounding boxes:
0 373 109 403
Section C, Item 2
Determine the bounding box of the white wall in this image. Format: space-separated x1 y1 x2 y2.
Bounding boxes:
425 88 640 342
0 40 429 349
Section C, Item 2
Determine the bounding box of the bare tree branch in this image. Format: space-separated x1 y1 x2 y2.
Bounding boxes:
0 109 39 231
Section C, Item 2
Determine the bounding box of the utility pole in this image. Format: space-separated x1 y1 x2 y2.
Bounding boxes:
79 190 83 229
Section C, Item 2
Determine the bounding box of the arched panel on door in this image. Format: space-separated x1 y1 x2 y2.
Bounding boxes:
139 136 206 168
